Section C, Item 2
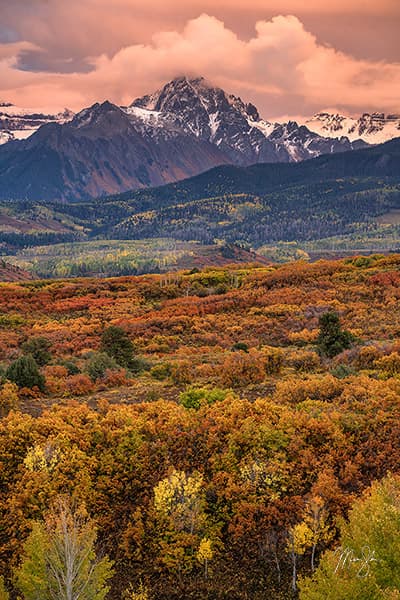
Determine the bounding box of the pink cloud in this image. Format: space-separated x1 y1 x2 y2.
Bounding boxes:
0 14 399 117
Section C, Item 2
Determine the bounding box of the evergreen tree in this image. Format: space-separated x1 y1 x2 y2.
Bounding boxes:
317 311 354 358
6 354 45 391
86 352 119 381
100 326 136 370
21 337 52 367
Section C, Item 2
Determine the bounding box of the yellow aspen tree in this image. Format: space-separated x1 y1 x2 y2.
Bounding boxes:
304 496 332 572
0 382 19 417
154 469 204 534
153 469 206 581
196 537 213 579
287 522 314 592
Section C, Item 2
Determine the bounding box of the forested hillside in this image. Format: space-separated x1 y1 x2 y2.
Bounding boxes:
1 139 400 260
1 256 400 598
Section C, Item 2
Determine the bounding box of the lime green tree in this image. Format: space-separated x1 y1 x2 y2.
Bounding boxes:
15 498 114 600
15 521 49 600
299 475 400 599
0 576 9 600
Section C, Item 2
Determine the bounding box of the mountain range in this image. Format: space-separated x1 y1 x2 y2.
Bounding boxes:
1 137 399 256
303 112 400 144
0 76 376 201
0 102 73 145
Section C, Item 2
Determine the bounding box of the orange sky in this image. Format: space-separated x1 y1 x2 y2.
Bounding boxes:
0 0 399 117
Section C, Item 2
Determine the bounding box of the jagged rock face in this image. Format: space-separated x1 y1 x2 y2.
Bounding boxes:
129 76 364 165
0 102 73 144
304 111 400 144
0 76 368 201
130 76 273 165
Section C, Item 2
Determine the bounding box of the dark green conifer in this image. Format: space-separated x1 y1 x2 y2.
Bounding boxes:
317 311 354 358
6 354 45 391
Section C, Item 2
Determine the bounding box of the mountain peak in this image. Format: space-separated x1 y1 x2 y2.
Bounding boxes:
131 75 213 111
131 75 265 149
131 75 260 138
72 100 128 130
171 75 207 87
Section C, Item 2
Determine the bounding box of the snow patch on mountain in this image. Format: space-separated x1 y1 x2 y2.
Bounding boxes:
250 119 275 138
0 102 74 145
127 76 365 164
302 112 400 144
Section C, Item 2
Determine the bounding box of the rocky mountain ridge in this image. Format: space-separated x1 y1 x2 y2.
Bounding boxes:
303 111 400 144
0 102 74 145
0 76 376 201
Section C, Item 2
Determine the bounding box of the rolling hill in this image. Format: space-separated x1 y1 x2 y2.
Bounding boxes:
0 138 399 270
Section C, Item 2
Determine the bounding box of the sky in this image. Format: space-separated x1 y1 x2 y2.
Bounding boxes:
0 0 399 118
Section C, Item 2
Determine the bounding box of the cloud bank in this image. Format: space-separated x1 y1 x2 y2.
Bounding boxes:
0 13 399 118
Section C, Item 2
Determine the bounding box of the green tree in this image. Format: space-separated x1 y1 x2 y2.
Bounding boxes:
317 311 354 358
6 355 45 391
21 337 52 367
299 475 400 599
0 576 9 600
15 521 49 600
86 352 119 381
15 498 114 600
100 326 136 370
179 386 231 410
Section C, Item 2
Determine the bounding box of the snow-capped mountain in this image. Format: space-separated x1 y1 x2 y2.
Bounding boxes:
0 102 74 145
126 76 364 165
303 112 400 144
0 77 368 201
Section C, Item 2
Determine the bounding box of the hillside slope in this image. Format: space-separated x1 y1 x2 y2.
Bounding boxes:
0 138 399 253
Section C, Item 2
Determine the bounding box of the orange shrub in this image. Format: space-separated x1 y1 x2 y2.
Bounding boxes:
375 352 400 377
102 369 130 387
220 349 265 387
170 360 194 385
65 374 94 396
274 374 344 404
261 346 284 375
286 349 321 372
356 345 382 369
0 381 19 417
42 365 69 395
288 328 319 345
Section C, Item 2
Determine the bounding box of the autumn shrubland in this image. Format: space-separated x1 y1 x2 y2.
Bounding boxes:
1 255 400 598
